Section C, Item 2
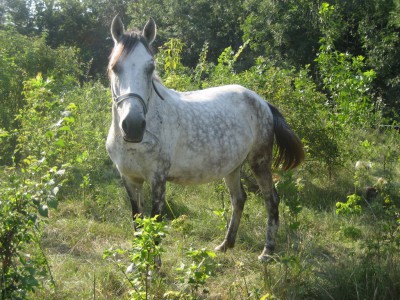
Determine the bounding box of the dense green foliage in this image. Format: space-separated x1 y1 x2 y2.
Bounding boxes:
1 0 399 299
1 0 400 118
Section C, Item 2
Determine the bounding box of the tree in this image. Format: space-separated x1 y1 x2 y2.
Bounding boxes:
1 0 399 120
1 0 131 80
33 0 114 79
1 0 35 34
242 0 321 68
127 0 245 67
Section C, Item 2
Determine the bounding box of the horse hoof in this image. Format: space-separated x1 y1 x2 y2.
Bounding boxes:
215 240 230 252
154 255 162 269
258 248 274 263
258 253 273 263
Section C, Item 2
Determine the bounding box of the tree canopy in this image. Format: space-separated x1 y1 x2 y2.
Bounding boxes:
1 0 399 119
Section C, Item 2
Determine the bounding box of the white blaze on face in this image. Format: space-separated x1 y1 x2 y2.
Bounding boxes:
111 43 154 100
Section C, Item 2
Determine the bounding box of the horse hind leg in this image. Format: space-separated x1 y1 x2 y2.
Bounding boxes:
251 160 280 262
215 167 247 252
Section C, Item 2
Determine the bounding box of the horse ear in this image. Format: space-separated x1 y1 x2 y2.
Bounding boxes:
143 17 157 45
111 15 124 43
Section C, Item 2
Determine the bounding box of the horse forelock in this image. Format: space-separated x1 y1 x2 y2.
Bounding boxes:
108 30 153 76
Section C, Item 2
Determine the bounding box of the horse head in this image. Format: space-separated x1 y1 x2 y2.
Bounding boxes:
108 16 157 143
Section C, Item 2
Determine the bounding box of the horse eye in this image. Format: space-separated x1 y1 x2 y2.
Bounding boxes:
112 64 121 74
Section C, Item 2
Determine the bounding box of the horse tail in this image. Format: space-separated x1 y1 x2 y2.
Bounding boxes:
269 103 305 170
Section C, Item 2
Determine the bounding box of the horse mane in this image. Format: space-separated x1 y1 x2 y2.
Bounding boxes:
108 30 153 76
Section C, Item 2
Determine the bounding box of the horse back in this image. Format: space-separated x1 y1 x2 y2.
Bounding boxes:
162 85 275 183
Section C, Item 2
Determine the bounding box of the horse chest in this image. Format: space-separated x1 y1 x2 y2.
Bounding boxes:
106 129 162 180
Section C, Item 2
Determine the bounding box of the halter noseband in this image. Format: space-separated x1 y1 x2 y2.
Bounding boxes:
112 80 164 114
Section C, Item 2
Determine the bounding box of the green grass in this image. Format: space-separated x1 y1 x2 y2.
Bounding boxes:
30 163 400 299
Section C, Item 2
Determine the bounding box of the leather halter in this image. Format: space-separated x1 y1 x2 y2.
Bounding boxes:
111 80 164 114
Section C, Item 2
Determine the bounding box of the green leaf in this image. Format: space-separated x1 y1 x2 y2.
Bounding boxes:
59 125 71 132
0 129 9 138
45 130 55 138
54 138 65 147
38 204 49 217
67 103 77 110
47 197 58 209
205 250 217 258
260 294 276 300
63 116 75 124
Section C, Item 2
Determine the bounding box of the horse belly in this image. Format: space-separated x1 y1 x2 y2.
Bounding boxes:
167 159 245 185
167 126 253 185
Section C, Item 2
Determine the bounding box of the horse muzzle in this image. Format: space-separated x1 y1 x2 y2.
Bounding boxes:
120 110 146 143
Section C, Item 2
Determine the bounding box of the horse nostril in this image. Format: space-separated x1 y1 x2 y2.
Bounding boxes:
122 119 128 134
141 120 146 130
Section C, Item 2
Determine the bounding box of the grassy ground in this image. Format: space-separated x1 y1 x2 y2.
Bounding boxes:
31 162 400 299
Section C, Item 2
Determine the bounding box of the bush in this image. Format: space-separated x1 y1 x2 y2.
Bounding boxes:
0 28 83 164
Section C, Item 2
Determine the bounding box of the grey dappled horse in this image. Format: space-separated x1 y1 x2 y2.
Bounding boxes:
106 16 304 261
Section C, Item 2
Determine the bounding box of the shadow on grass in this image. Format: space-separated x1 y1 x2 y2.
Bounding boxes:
163 198 191 220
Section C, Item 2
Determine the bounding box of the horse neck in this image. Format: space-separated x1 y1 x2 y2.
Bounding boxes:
149 79 180 129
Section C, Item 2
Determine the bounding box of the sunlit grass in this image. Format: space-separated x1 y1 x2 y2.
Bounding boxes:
32 160 400 299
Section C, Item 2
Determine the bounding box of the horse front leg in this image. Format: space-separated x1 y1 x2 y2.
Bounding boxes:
122 176 144 224
149 175 166 268
150 174 166 221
